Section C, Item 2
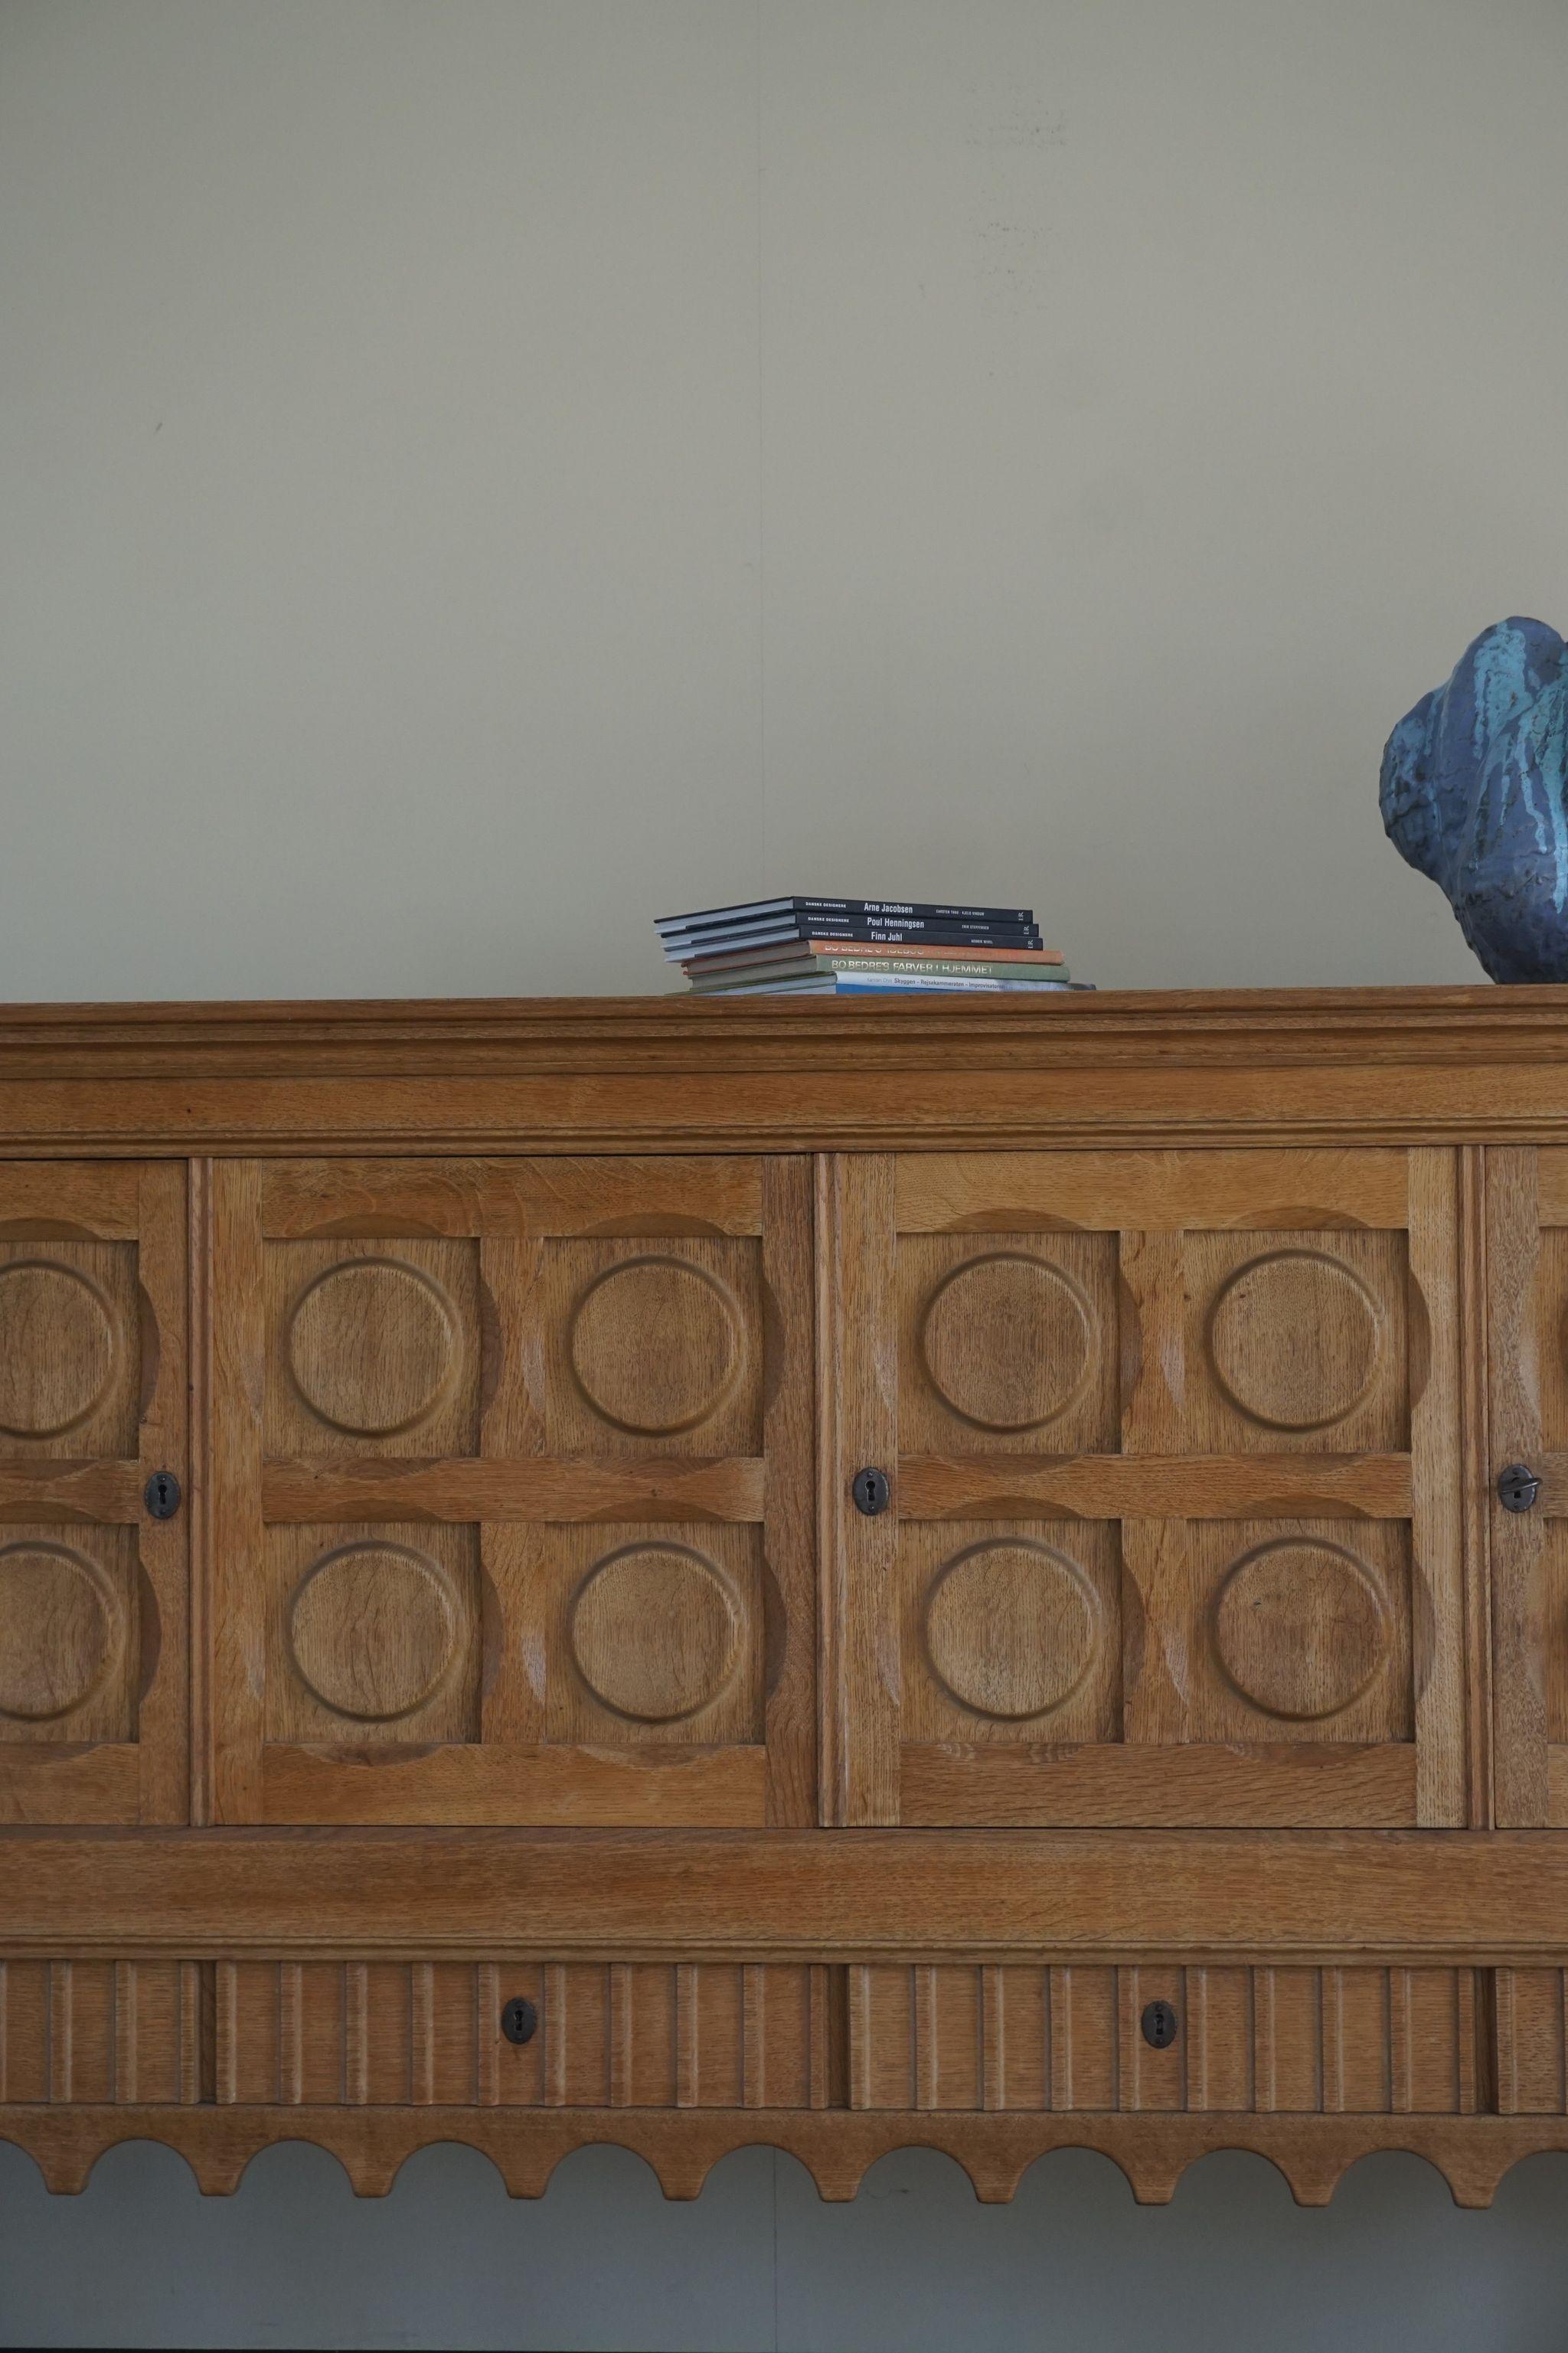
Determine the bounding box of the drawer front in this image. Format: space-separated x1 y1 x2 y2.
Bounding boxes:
0 1162 188 1823
212 1959 841 2109
0 1951 1491 2121
824 1148 1465 1828
210 1157 813 1827
845 1963 1486 2115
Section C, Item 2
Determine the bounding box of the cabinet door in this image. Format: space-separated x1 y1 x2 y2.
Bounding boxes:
210 1157 812 1825
822 1149 1465 1828
0 1162 187 1822
1488 1148 1568 1824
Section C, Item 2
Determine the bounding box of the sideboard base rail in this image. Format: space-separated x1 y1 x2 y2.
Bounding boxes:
5 2105 1568 2208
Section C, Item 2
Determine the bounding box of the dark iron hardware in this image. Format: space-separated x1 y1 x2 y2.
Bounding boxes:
851 1466 891 1517
1498 1463 1541 1515
144 1471 181 1521
1141 2000 1179 2051
500 1997 538 2047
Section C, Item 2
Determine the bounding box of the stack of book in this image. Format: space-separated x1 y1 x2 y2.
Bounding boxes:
657 897 1087 995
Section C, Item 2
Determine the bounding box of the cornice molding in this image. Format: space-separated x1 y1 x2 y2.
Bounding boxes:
1 987 1566 1153
0 985 1565 1073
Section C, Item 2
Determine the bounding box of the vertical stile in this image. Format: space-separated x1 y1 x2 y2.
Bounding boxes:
544 1964 567 2107
48 1962 71 2103
1389 1968 1413 2113
675 1965 701 2109
1459 1148 1494 1827
279 1962 302 2104
741 1964 765 2108
914 1966 938 2110
210 1163 266 1823
178 1962 206 2105
817 1155 899 1825
410 1962 434 2106
344 1963 368 2105
214 1962 237 2103
188 1158 214 1828
807 1965 834 2110
475 1963 500 2106
135 1162 191 1825
847 1967 872 2110
762 1158 817 1825
981 1967 1005 2112
113 1962 136 2105
1410 1149 1467 1825
477 1237 544 1749
609 1964 632 2107
1487 1149 1546 1823
1455 1969 1481 2115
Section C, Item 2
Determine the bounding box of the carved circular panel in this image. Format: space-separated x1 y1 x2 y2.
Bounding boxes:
919 1254 1095 1431
568 1258 740 1435
0 1541 119 1721
1211 1538 1388 1721
570 1543 740 1723
0 1262 116 1438
287 1541 459 1721
924 1539 1099 1720
1206 1249 1382 1432
287 1260 459 1436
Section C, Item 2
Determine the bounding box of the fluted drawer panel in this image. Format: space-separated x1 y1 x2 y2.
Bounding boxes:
1497 1971 1568 2112
848 1966 1485 2113
0 1960 204 2103
214 1961 838 2108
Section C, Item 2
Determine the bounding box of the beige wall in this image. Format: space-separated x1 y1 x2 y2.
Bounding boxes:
4 0 1566 1002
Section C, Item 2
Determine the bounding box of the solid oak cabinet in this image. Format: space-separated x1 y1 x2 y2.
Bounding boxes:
2 990 1568 2204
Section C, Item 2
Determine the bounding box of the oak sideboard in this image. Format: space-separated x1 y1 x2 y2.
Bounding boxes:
5 985 1568 2206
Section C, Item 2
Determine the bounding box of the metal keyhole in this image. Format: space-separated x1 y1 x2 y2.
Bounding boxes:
143 1471 181 1521
852 1466 890 1517
500 1997 537 2047
1498 1463 1541 1515
1141 1999 1179 2051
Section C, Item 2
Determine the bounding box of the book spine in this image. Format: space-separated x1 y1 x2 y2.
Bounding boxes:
691 961 1071 990
792 899 1035 923
821 958 1070 981
684 942 1063 974
661 897 1036 931
667 920 1044 956
800 939 1063 964
829 973 1070 993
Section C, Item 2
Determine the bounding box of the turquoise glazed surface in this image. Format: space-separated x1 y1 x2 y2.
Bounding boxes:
1381 617 1568 982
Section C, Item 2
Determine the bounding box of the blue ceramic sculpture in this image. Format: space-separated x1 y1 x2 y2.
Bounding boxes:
1380 616 1568 981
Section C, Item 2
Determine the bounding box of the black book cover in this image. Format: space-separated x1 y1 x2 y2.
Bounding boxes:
665 915 1043 958
656 894 1035 936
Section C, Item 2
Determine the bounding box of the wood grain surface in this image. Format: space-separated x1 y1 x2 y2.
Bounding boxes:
0 1162 188 1825
5 989 1568 1156
7 1829 1568 1960
3 989 1568 2176
209 1155 813 1828
5 2100 1568 2205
